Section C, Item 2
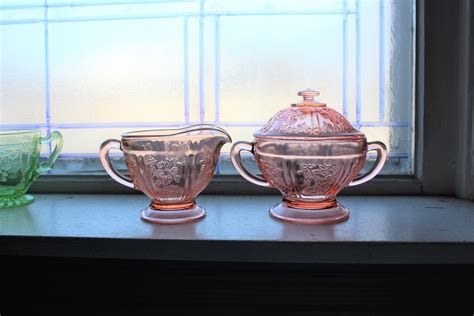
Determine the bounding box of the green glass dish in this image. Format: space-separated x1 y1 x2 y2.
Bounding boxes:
0 130 63 208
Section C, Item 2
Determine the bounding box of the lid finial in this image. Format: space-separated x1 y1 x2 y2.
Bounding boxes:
293 88 325 107
298 88 320 101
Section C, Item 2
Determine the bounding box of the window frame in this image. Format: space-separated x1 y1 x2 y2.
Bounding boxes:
26 0 473 198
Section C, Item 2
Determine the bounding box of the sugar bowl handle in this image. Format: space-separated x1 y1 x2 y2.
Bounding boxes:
99 139 135 189
349 141 387 186
230 141 271 188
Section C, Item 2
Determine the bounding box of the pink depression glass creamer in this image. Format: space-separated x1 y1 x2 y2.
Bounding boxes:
230 89 387 224
100 125 231 224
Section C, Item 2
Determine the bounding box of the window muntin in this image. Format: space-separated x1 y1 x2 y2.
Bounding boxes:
0 0 415 175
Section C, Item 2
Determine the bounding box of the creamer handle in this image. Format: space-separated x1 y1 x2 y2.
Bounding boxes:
99 139 134 189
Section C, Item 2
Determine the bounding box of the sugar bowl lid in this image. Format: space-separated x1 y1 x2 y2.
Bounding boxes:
254 89 365 140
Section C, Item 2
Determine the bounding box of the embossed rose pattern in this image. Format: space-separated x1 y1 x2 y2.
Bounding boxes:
0 154 12 183
194 154 217 190
297 163 338 195
145 156 183 187
260 160 288 190
125 155 185 198
124 152 221 201
0 169 8 183
0 143 33 184
125 155 142 188
259 107 357 136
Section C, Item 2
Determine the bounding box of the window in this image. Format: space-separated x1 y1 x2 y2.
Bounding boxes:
1 0 415 178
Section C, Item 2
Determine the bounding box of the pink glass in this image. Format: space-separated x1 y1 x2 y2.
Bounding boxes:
231 89 387 224
100 124 231 224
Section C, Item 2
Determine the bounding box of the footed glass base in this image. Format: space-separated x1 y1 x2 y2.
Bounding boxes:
0 194 35 209
141 203 205 224
269 200 349 224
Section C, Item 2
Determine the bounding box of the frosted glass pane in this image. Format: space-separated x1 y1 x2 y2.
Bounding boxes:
46 0 196 4
0 0 416 175
0 24 45 124
360 0 380 122
0 0 44 5
49 19 184 124
0 8 43 21
187 16 200 123
346 0 357 10
219 15 343 123
187 16 220 123
361 126 412 154
219 126 257 152
346 14 356 122
58 128 130 154
48 2 199 19
39 128 49 154
384 0 414 123
359 126 413 174
205 0 344 11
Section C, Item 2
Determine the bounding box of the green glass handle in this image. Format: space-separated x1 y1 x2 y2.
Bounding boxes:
37 131 63 174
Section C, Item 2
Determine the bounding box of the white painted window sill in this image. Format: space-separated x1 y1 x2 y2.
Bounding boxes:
0 194 473 264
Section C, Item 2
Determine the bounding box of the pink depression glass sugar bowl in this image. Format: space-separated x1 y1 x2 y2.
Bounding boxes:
230 89 387 224
100 124 231 224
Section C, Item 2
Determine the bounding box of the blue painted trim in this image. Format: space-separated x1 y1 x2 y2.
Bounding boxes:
198 0 205 123
379 0 386 122
355 0 361 130
43 0 52 153
183 17 190 124
342 0 349 118
214 15 221 123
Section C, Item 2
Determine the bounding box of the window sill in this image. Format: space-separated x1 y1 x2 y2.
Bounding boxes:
30 174 423 195
0 194 472 264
